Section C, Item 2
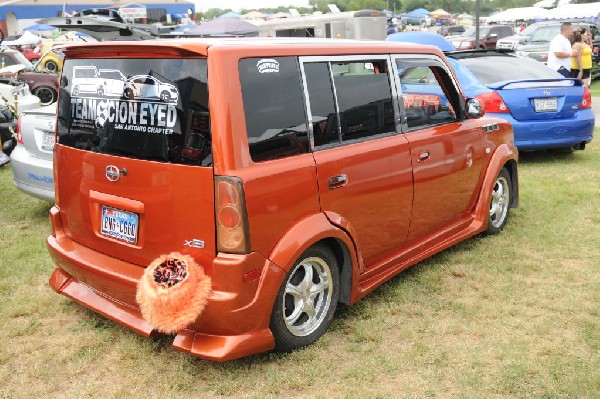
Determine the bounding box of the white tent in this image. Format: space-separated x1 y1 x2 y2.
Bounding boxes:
488 7 549 23
1 31 45 46
544 2 600 19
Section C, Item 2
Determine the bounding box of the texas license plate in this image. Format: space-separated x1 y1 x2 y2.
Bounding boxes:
41 131 55 151
534 97 558 112
101 206 139 244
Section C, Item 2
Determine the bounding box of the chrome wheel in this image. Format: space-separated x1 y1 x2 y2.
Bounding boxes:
490 175 510 229
283 256 333 337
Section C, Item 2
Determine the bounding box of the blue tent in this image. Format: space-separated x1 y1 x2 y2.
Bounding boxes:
386 31 456 52
24 23 56 32
218 11 241 19
407 8 430 16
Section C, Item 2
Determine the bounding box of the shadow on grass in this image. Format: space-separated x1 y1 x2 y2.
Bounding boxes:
517 149 578 165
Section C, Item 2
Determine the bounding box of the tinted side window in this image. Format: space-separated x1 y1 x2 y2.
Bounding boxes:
304 62 340 147
331 60 395 142
397 62 458 130
239 57 308 162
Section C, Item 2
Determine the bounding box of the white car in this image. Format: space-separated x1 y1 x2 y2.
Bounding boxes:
123 74 179 103
10 103 56 201
71 66 127 97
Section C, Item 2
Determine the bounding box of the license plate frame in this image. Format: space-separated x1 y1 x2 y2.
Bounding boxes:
41 131 55 151
100 206 139 244
533 97 558 112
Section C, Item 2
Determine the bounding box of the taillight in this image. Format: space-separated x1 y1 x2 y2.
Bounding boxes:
16 115 23 144
476 91 509 113
215 176 250 254
580 86 592 109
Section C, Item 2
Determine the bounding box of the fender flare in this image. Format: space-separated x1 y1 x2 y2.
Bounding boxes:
472 143 519 232
267 212 360 305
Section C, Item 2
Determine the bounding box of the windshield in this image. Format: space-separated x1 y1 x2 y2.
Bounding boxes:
529 26 559 42
12 51 32 68
519 24 538 36
457 54 561 84
461 27 489 37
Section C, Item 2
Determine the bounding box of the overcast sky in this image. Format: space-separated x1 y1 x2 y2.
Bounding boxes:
194 0 311 12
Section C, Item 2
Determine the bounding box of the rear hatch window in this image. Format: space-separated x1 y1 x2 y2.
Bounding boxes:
58 58 211 166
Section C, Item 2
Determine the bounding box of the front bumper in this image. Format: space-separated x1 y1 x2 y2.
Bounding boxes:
47 206 286 361
488 109 594 150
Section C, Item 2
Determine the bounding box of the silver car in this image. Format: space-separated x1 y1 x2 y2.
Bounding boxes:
10 104 56 201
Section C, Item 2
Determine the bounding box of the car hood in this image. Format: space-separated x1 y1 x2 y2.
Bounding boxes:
0 65 25 75
516 41 549 51
499 34 528 43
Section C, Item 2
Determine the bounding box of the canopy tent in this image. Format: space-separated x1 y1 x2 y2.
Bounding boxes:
0 30 45 46
242 11 267 20
406 8 430 16
218 11 241 18
186 18 258 37
487 7 549 22
270 12 290 19
543 2 600 19
24 24 57 32
53 31 97 42
430 9 451 18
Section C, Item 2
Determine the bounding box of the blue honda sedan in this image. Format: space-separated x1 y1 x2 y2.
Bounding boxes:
388 32 595 152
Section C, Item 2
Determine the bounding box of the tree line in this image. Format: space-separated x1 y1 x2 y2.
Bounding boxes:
196 0 594 21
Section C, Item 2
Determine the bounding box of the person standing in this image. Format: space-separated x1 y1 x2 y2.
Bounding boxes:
548 22 574 77
570 30 593 86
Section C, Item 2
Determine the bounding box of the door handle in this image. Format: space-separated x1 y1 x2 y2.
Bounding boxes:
418 151 430 162
328 174 348 190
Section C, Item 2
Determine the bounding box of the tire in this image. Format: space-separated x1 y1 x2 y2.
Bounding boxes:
72 86 79 96
486 168 511 235
34 86 57 105
45 60 58 73
97 86 105 96
123 87 134 100
270 244 340 352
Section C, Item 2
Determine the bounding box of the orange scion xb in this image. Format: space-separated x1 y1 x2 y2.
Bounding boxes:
47 38 519 361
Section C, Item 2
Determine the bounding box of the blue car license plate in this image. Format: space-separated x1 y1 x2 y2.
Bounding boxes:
534 97 558 112
101 206 139 244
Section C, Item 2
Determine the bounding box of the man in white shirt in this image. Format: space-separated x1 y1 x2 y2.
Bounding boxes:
547 22 574 77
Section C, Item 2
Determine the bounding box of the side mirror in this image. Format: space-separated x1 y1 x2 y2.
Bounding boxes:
466 98 485 118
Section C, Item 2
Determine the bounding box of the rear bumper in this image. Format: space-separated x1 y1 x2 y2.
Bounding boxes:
10 145 54 201
47 206 286 361
489 109 594 150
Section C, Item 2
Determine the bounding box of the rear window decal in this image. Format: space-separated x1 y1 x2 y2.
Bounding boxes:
69 67 180 135
257 59 279 74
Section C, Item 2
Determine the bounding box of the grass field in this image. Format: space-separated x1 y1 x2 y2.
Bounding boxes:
590 79 600 97
1 135 600 398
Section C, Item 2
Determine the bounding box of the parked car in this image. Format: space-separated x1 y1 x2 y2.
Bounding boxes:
439 24 465 37
388 32 594 152
448 25 514 49
21 47 41 63
515 21 600 79
0 62 60 106
496 23 539 50
10 104 56 201
47 38 519 362
36 44 66 73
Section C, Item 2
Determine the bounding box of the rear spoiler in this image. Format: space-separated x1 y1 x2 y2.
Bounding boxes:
445 49 515 58
487 78 583 90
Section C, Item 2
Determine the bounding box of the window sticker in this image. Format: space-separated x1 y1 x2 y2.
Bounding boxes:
257 59 280 74
69 66 180 135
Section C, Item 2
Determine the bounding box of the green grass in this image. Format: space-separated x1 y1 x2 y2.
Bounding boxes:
1 136 600 398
